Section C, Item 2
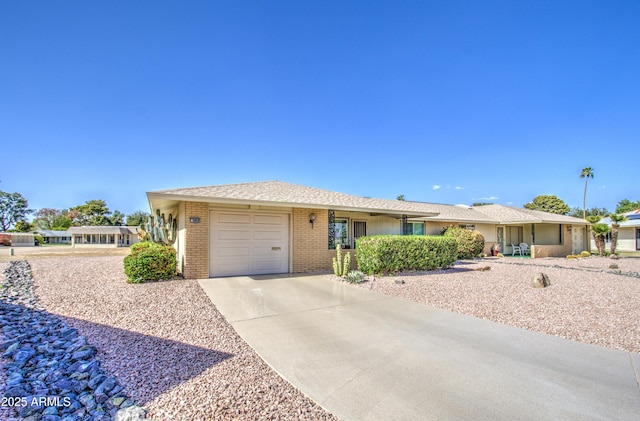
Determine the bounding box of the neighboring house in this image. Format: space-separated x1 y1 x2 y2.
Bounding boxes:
34 230 71 244
67 226 140 247
146 180 590 279
589 210 640 252
420 203 591 258
0 233 35 247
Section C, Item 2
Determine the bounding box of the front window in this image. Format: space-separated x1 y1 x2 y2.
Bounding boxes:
406 222 425 235
332 218 349 247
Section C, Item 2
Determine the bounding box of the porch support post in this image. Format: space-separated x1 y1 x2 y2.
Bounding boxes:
531 224 536 258
402 215 408 235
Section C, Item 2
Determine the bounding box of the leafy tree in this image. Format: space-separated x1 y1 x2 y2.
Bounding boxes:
609 213 628 255
33 208 72 230
51 210 73 230
0 191 32 231
13 220 34 232
109 210 125 226
615 199 640 214
523 195 570 215
70 200 112 226
397 195 405 201
33 208 58 230
568 206 609 219
580 167 594 219
126 210 150 227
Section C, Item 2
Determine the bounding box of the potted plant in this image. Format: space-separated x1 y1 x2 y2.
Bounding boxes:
491 243 501 256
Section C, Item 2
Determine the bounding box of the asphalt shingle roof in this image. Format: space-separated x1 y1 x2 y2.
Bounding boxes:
150 180 440 216
148 180 590 225
471 204 588 224
34 230 69 237
67 226 139 235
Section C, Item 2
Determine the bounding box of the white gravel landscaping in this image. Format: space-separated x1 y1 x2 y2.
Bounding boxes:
22 256 339 421
3 254 639 420
354 256 640 353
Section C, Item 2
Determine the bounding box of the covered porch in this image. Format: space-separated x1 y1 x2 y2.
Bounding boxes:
67 226 140 247
495 223 588 258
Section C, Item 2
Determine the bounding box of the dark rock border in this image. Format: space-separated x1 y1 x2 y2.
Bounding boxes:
0 260 149 421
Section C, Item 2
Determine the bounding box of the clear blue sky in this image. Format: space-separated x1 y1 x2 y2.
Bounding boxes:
2 1 638 217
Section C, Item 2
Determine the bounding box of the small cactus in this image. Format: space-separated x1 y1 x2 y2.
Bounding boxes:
333 244 343 276
145 209 178 245
332 244 352 277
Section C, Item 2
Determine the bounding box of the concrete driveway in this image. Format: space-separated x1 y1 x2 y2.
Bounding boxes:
199 274 640 421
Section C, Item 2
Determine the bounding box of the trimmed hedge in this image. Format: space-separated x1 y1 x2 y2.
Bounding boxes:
123 241 177 283
355 235 458 275
443 227 485 259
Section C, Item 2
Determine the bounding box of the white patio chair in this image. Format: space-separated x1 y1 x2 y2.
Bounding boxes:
511 243 522 256
520 243 530 255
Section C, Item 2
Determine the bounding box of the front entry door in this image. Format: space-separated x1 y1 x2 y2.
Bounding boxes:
636 229 640 250
572 227 585 254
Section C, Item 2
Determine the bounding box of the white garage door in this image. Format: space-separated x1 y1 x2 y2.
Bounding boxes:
210 211 289 277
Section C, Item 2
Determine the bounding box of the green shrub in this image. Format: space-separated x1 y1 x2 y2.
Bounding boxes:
355 235 458 275
345 270 365 283
130 241 158 254
580 251 591 258
124 241 176 283
443 227 485 259
34 235 44 245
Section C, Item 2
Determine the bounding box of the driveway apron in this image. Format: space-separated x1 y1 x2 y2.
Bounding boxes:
199 274 640 421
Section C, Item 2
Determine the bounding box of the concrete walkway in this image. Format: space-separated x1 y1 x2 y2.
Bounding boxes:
199 274 640 421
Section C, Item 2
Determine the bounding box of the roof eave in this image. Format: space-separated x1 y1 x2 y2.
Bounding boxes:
146 192 437 218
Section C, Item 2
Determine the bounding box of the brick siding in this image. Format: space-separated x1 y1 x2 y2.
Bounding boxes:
184 202 209 279
292 208 333 272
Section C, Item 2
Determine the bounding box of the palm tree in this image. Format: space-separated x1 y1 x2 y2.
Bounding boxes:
609 213 628 255
591 223 611 256
580 167 594 219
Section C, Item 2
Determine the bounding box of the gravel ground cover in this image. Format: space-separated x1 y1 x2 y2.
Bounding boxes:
4 254 639 419
0 261 143 420
21 256 339 421
355 256 640 353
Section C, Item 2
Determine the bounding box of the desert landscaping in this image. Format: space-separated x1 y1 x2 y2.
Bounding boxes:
1 248 639 419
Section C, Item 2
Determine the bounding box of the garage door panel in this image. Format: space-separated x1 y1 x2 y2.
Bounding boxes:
218 213 252 224
210 211 289 277
253 230 286 240
215 246 251 257
217 229 252 241
214 260 252 276
253 214 286 225
253 246 285 257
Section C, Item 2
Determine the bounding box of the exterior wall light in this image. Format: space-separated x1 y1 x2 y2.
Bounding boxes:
309 213 316 228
